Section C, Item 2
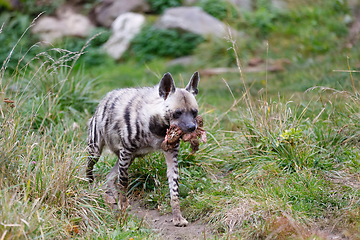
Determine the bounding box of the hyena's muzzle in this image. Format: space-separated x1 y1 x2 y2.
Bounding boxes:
172 109 198 133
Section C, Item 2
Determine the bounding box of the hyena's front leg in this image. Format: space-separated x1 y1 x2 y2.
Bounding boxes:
163 146 188 227
107 148 132 211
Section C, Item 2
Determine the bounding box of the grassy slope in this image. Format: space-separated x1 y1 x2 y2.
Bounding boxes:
1 0 360 239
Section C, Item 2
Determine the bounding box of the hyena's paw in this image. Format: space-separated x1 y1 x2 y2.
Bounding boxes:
102 190 118 210
173 216 188 227
118 197 128 212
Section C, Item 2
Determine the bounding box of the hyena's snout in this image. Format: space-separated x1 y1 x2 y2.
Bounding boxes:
177 119 197 133
186 122 196 132
174 111 199 133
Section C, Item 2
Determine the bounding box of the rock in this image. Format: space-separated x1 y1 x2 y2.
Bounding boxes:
103 12 145 60
32 7 94 43
92 0 150 27
32 17 63 42
155 6 238 38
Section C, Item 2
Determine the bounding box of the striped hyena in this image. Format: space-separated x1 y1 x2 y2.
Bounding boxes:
87 72 201 227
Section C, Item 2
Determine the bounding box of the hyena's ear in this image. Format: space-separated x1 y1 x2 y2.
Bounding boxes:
185 71 199 96
159 72 176 100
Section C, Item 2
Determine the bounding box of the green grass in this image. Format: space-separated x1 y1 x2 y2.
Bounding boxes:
2 0 360 239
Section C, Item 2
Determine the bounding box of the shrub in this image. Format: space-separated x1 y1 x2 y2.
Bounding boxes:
147 0 182 13
20 0 65 16
198 0 227 20
129 26 204 62
243 6 277 37
197 0 239 20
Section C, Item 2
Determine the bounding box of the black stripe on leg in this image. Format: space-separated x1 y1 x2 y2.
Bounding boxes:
93 119 98 144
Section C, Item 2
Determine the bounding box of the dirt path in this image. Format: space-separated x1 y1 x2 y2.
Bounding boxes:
129 201 213 240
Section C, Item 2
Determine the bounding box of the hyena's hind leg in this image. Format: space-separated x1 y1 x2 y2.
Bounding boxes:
86 117 105 182
106 148 133 211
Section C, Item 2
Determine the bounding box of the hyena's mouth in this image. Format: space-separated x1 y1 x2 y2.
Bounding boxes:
161 115 207 154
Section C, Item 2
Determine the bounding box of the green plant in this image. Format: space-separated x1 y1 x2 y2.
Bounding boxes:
0 12 38 73
129 26 204 62
147 0 181 13
278 128 303 146
198 0 227 20
59 28 112 68
20 0 65 16
198 0 238 20
243 7 277 37
193 36 247 68
5 48 98 131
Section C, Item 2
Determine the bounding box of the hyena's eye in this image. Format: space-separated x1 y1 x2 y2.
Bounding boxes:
173 110 182 119
191 109 198 117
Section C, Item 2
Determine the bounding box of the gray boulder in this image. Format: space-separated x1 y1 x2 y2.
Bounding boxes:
156 6 238 38
103 13 146 60
92 0 150 27
32 7 94 43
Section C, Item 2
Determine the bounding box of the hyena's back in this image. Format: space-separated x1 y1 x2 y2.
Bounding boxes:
87 86 169 158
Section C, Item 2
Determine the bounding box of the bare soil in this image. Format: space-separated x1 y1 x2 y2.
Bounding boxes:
102 187 214 239
129 201 213 240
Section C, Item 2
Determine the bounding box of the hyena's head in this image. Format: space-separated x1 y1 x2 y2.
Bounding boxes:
159 71 200 133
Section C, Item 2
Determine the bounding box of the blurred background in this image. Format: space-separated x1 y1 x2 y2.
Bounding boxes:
1 0 358 110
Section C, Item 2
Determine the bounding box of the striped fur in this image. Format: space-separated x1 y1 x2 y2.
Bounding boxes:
87 72 200 227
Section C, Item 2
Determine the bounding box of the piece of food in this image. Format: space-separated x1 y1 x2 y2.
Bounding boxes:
161 115 207 153
160 125 183 151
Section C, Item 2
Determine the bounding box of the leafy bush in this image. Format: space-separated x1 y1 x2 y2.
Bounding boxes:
129 26 204 62
147 0 182 13
198 0 228 20
243 6 277 37
20 0 65 16
197 0 238 20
